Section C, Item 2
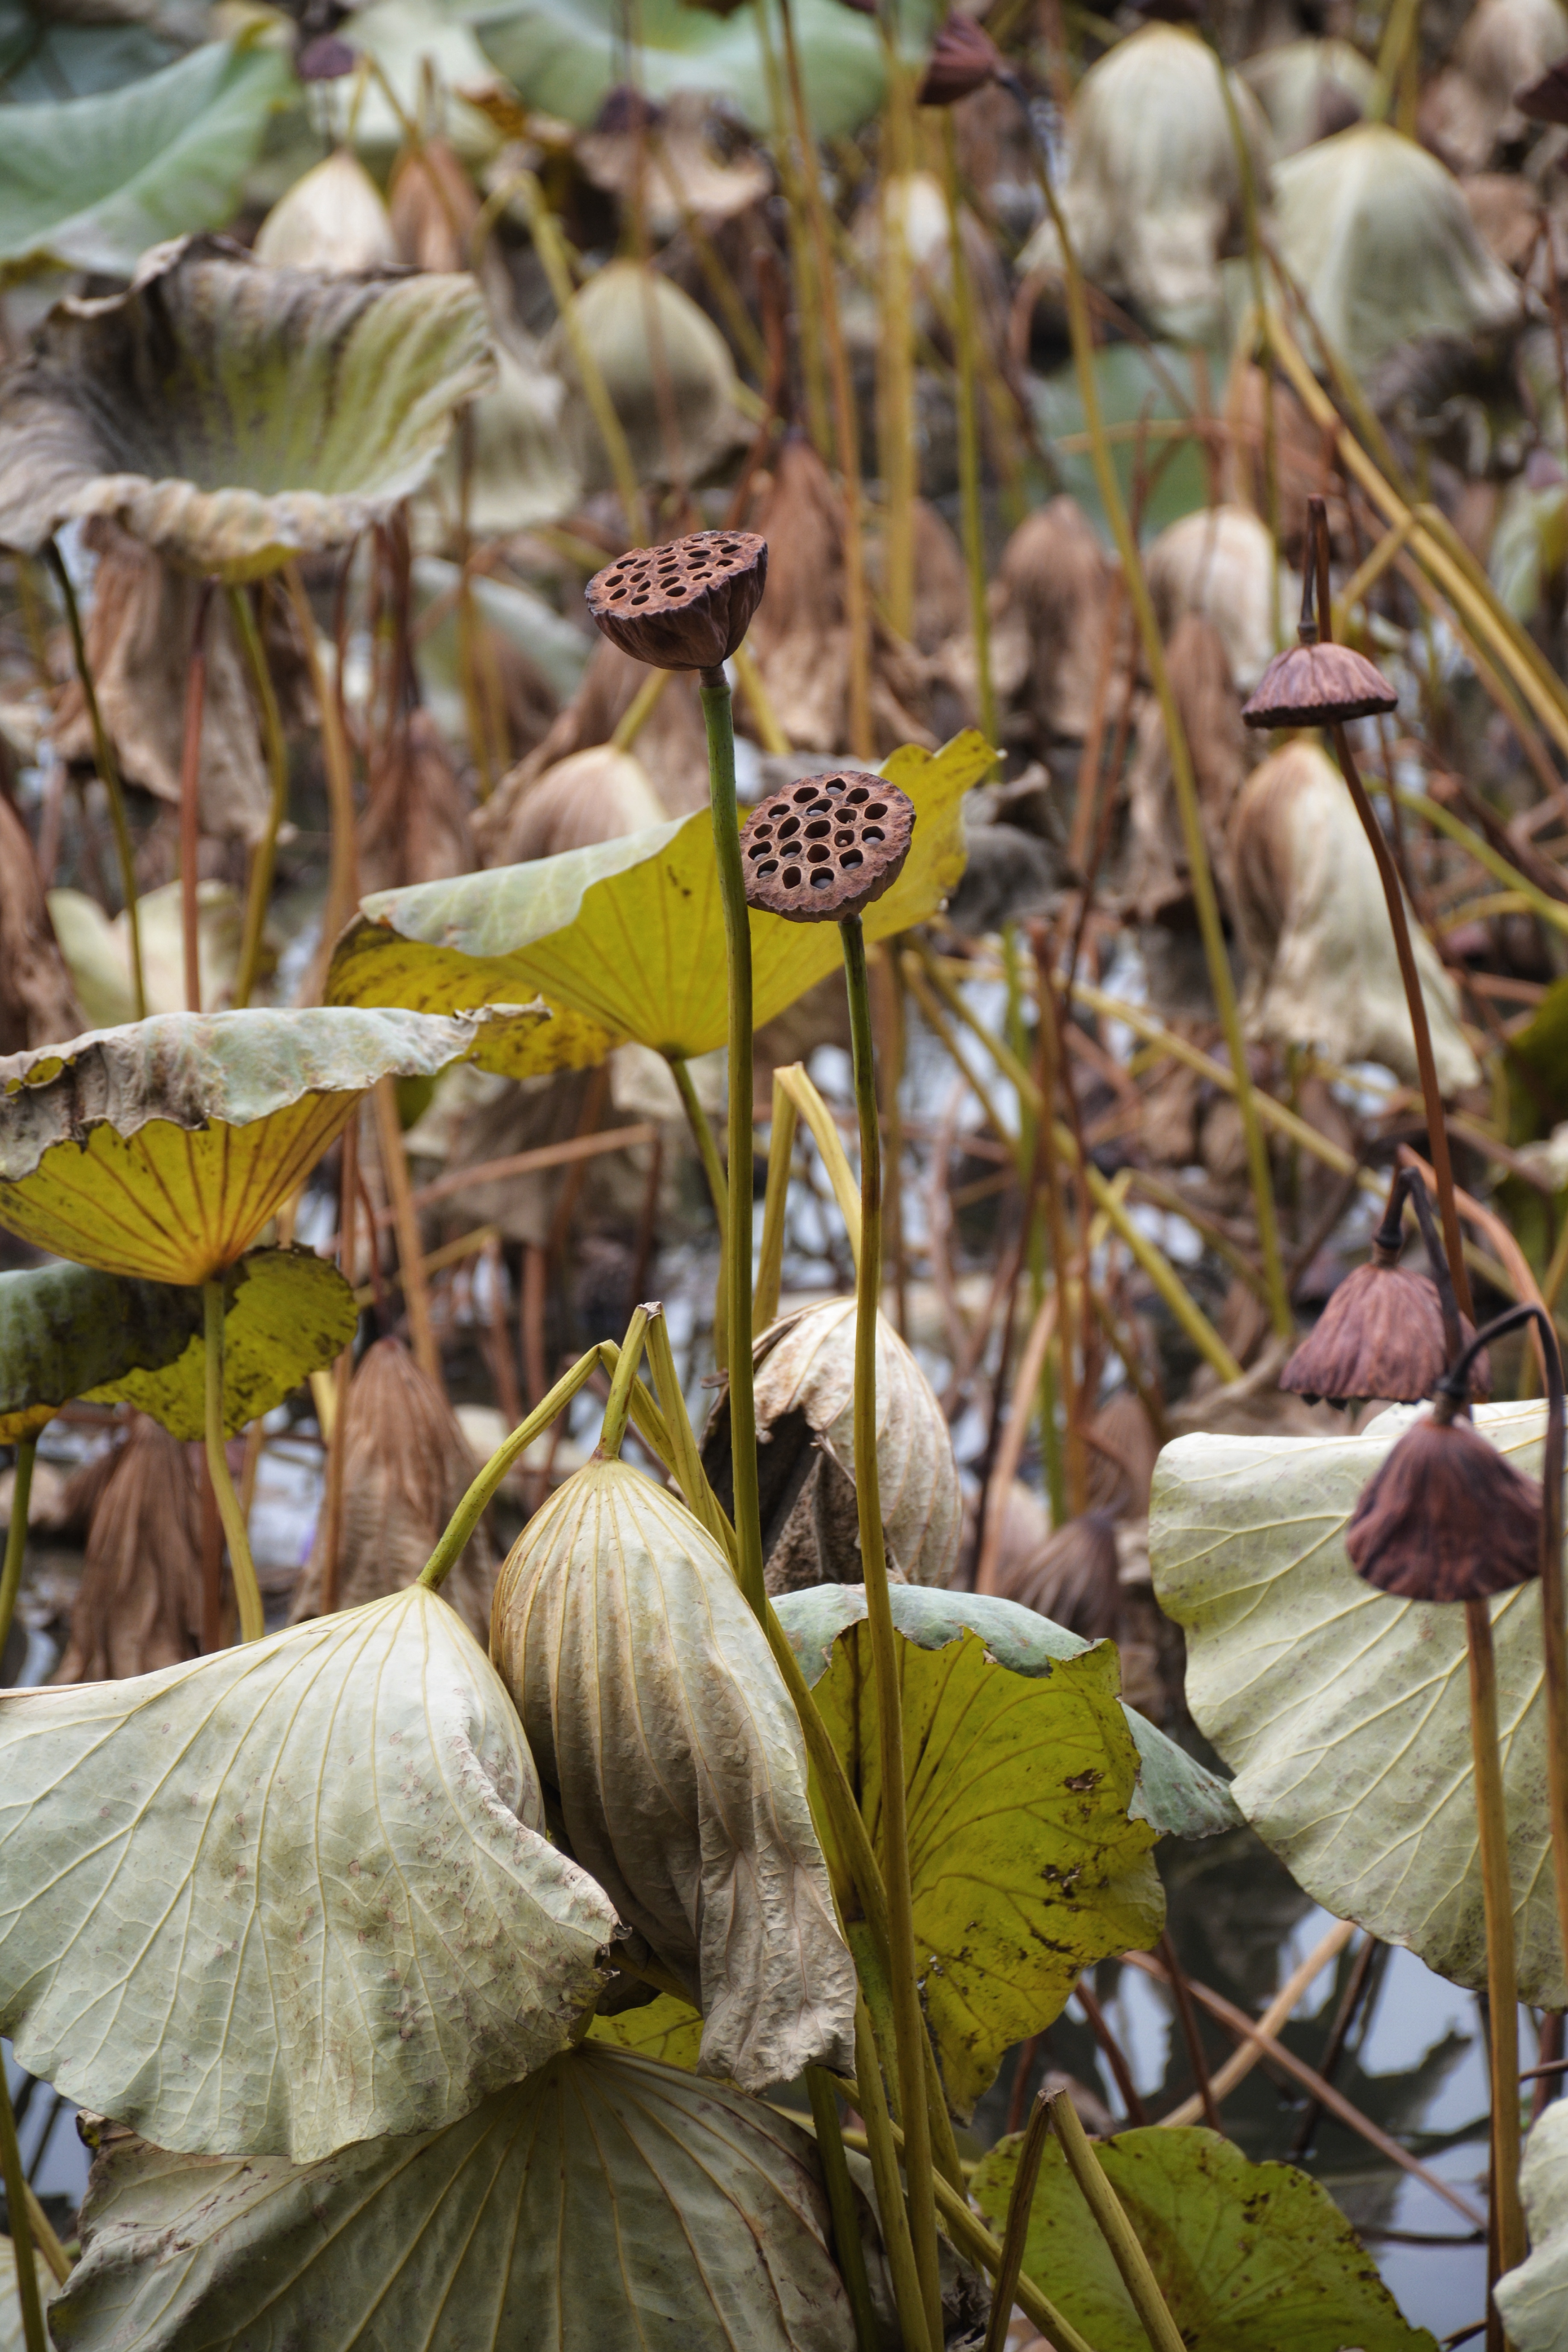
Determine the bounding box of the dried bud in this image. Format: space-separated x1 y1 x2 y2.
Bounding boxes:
1283 1263 1451 1405
1346 1402 1541 1602
1015 1510 1122 1642
586 531 768 673
297 32 357 79
490 1454 857 2089
1516 59 1568 124
1242 638 1399 729
741 770 915 923
917 14 1004 105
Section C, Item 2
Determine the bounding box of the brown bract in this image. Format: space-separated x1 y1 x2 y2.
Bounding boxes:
918 13 1004 105
1014 1511 1122 1642
741 772 915 923
1346 1408 1542 1600
1516 58 1568 122
1242 638 1399 729
586 531 767 672
55 1417 205 1681
1282 1260 1453 1405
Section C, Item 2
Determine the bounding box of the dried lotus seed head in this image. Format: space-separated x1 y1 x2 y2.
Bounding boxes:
740 770 915 924
585 530 768 673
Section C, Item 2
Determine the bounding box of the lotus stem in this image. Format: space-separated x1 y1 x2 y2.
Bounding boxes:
729 639 792 756
230 582 288 1012
849 2001 935 2352
806 2067 880 2352
0 2061 47 2352
420 1346 602 1592
755 1074 800 1332
982 2088 1054 2352
754 0 833 462
47 542 145 1021
178 586 212 1013
372 1076 441 1385
775 1063 863 1259
0 1436 35 1680
610 668 671 752
1465 1598 1527 2286
598 1305 651 1460
203 1278 264 1644
1046 2091 1184 2352
283 559 358 983
698 670 767 1619
877 29 917 644
941 115 997 750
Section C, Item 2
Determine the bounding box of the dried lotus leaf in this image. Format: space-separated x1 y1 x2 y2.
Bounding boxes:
491 1455 857 2091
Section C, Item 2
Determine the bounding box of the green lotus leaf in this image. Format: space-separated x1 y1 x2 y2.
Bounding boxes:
0 1003 542 1284
48 2046 858 2352
1149 1401 1568 2007
970 2124 1437 2352
588 1986 706 2068
0 1258 197 1444
326 729 989 1075
771 1581 1164 2119
0 1585 620 2163
0 40 290 283
0 1 190 105
1497 2101 1568 2351
0 234 494 580
772 1580 1241 1841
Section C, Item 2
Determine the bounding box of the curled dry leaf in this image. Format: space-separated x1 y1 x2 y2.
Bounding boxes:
483 743 668 866
0 785 81 1054
54 1415 204 1683
1014 1511 1123 1643
994 494 1126 743
291 1335 496 1647
0 1585 620 2161
1422 0 1568 172
577 90 772 236
1495 2098 1568 2352
252 147 399 275
545 259 749 495
490 1455 857 2090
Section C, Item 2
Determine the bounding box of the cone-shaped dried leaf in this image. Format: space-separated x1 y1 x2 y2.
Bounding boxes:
771 1580 1166 2119
326 729 988 1076
971 2124 1437 2352
0 1585 619 2160
1151 1400 1568 2005
548 265 749 496
48 2046 859 2352
1496 2101 1568 2352
252 148 399 276
0 1004 536 1282
1240 37 1376 154
0 40 290 281
0 236 494 580
53 1414 204 1683
491 1455 857 2090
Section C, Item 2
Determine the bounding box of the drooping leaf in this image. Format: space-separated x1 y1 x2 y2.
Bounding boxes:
773 1581 1165 2119
0 1258 196 1443
0 1003 540 1283
0 41 291 282
588 1987 706 2068
970 2125 1437 2352
0 235 494 580
0 1585 620 2162
1497 2100 1568 2352
48 2046 859 2352
1150 1401 1568 2006
326 729 988 1075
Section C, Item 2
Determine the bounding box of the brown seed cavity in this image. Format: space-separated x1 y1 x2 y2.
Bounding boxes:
586 531 768 672
740 770 915 923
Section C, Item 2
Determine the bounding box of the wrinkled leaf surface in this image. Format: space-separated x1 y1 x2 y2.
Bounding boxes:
1497 2100 1568 2351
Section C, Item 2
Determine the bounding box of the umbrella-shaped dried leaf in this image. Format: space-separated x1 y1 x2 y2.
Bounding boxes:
971 2123 1437 2352
0 786 81 1053
54 1414 204 1682
491 1455 857 2090
0 236 494 582
327 729 986 1073
291 1335 496 1645
49 2044 860 2352
1146 504 1290 696
423 333 581 541
769 1579 1165 2117
0 1583 620 2160
1233 740 1479 1094
1239 36 1376 154
546 261 749 496
0 1004 539 1283
486 743 667 866
1151 1399 1568 2005
994 494 1126 743
253 147 399 275
1496 2100 1568 2351
0 38 290 281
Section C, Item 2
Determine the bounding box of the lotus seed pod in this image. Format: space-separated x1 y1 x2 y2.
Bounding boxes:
1346 1404 1542 1602
586 530 768 672
740 770 915 924
490 1454 857 2091
1242 638 1398 729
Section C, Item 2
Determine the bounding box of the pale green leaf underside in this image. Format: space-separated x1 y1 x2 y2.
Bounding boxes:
49 2047 857 2352
971 2125 1436 2352
1497 2101 1568 2352
326 731 989 1073
0 1587 618 2162
1150 1401 1568 2005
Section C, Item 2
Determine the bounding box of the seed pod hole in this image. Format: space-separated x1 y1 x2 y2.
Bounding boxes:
740 769 915 923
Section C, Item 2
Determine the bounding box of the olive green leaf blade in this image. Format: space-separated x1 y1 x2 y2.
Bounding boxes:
0 39 291 282
0 235 494 580
0 1258 198 1443
773 1582 1165 2119
0 1585 620 2162
325 729 991 1074
588 1987 706 2068
971 2125 1437 2352
1149 1401 1568 2006
1497 2101 1568 2352
84 1245 358 1439
48 2046 858 2352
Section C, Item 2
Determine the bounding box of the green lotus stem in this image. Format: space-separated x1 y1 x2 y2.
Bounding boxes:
848 2001 934 2352
47 542 145 1021
982 2090 1054 2352
1046 2091 1184 2352
421 1347 601 1593
598 1305 650 1461
941 114 997 750
697 673 766 1620
204 1279 263 1644
806 2067 879 2352
0 1435 35 1672
229 582 288 1011
775 1063 863 1263
0 2060 47 2352
840 912 943 2347
1463 1600 1528 2285
1205 35 1281 643
877 27 917 643
755 0 832 461
755 1076 800 1333
610 668 671 752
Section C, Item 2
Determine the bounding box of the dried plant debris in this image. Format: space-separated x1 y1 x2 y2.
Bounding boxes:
54 1414 204 1682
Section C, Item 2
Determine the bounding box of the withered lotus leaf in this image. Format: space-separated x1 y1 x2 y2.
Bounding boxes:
0 1260 197 1445
0 1587 620 2162
490 1456 857 2090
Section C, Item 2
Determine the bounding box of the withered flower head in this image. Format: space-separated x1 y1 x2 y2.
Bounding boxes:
586 531 768 673
1345 1398 1541 1602
917 14 1005 105
1516 59 1568 124
1282 1169 1484 1406
740 769 915 922
1242 638 1399 729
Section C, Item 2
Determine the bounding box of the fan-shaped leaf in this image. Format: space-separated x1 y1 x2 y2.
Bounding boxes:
1150 1401 1568 2006
0 1585 620 2161
326 729 987 1075
47 2046 858 2352
971 2124 1436 2352
1497 2101 1568 2352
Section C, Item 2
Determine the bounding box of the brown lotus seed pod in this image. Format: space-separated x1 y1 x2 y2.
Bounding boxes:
585 530 768 673
1516 59 1568 125
1282 1261 1454 1407
740 770 915 924
1242 639 1399 729
917 13 1004 105
1345 1403 1542 1603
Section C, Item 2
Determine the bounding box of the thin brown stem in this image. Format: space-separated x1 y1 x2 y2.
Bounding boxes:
178 586 212 1012
1464 1597 1526 2279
